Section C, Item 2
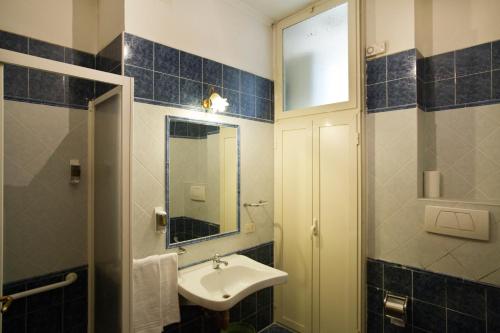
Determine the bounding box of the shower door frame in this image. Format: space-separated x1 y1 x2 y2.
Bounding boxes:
0 48 134 333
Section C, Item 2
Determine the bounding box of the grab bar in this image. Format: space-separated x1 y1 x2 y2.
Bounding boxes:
0 272 78 313
243 200 268 207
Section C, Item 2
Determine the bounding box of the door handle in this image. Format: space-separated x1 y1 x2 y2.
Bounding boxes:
311 218 319 236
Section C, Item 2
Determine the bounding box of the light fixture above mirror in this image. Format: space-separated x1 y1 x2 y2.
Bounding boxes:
202 87 229 113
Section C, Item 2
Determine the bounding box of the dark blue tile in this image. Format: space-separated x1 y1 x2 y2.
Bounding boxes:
96 34 122 73
256 307 272 331
29 69 65 104
366 83 386 110
203 83 220 101
240 93 256 117
29 39 64 62
256 97 272 120
124 34 153 69
180 78 202 106
63 298 87 333
125 65 153 100
384 264 412 296
223 89 240 115
413 271 445 306
179 317 202 333
64 49 95 69
367 311 383 333
493 41 500 70
203 59 222 86
456 43 491 76
4 64 28 98
179 305 203 322
155 72 179 104
180 52 202 81
367 286 383 314
2 315 26 333
447 277 486 319
229 302 241 322
0 30 28 53
424 79 455 109
240 71 256 95
367 259 383 288
416 52 425 80
456 72 491 105
366 57 387 85
388 77 416 107
423 52 455 82
27 304 62 333
256 76 273 100
241 293 257 319
487 286 500 333
257 243 273 265
493 70 500 100
447 310 485 333
95 65 120 97
413 299 446 332
223 65 240 91
3 281 27 319
66 77 94 107
27 274 64 313
154 43 179 76
257 287 272 308
63 268 88 302
387 49 416 80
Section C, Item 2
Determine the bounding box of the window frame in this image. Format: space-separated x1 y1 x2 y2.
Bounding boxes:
274 0 360 120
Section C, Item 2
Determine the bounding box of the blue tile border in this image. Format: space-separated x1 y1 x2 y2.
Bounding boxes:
2 266 88 333
123 33 274 123
367 40 500 113
366 258 500 333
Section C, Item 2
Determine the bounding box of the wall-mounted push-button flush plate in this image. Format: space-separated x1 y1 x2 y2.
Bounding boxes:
424 206 489 241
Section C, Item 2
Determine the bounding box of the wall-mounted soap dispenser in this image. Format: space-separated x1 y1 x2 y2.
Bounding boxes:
70 159 81 184
155 207 167 233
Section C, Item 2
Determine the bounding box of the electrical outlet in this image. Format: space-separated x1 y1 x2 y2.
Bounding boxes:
244 223 256 234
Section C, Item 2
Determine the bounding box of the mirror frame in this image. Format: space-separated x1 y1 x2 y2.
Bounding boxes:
165 115 241 248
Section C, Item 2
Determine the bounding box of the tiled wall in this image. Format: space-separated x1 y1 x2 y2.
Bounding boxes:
0 30 96 109
123 33 274 123
367 258 500 333
366 40 500 113
2 266 88 333
169 217 220 243
366 49 418 113
95 34 123 96
366 108 500 285
164 242 274 333
169 121 220 139
422 41 500 111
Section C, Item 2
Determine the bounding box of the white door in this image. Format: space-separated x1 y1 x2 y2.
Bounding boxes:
312 111 359 333
219 127 237 233
275 118 313 332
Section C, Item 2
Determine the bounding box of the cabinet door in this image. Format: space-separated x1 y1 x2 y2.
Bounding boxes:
275 118 313 332
312 110 359 333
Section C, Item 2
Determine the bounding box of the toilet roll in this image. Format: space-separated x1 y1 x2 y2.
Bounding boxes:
424 171 440 198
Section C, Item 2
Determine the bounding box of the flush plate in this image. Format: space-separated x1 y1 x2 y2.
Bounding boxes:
424 206 489 241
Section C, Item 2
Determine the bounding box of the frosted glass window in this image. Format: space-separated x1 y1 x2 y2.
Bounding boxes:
283 3 349 111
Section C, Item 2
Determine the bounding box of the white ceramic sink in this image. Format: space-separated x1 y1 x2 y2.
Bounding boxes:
178 254 287 311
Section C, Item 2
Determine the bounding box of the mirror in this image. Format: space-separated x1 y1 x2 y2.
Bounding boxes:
166 116 240 247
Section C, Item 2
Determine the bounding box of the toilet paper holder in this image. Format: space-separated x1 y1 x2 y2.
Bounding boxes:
384 293 408 327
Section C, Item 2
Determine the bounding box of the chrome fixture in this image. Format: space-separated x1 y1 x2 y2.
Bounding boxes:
155 207 167 233
0 272 77 313
384 293 408 327
70 159 81 184
178 246 187 255
243 200 268 207
211 253 229 269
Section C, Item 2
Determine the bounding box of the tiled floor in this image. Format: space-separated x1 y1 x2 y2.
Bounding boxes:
259 323 295 333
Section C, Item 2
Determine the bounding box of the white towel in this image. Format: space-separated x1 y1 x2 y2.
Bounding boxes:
133 255 162 333
159 253 181 326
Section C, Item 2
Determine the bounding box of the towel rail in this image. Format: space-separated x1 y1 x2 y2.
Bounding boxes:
243 200 268 207
0 272 78 313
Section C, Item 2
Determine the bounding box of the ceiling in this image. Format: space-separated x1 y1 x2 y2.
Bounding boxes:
238 0 315 22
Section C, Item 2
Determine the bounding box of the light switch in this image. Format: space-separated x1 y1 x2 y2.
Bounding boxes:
190 185 206 201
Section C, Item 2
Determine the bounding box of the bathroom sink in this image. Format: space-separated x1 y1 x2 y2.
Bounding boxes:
178 254 287 311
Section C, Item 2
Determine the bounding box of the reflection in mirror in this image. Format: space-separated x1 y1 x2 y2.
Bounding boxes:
166 117 240 247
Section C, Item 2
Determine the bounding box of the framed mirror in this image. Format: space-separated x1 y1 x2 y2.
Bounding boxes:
165 116 240 247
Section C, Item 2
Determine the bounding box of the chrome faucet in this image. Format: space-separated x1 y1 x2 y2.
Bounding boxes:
211 253 228 269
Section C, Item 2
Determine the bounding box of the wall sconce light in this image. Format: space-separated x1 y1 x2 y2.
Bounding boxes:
202 87 229 113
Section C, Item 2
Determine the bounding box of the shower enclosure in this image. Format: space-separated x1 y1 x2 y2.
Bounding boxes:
0 48 133 333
